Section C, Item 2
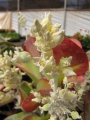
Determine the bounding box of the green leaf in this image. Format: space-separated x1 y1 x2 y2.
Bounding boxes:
0 41 15 47
0 95 13 107
37 78 51 90
19 89 28 105
4 112 50 120
20 81 31 95
0 46 14 55
22 113 50 120
4 112 31 120
17 59 42 84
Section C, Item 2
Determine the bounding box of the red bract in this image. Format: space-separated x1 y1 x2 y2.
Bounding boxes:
77 75 84 82
23 36 40 57
53 37 89 75
22 89 52 112
22 93 40 112
68 76 84 83
70 38 82 48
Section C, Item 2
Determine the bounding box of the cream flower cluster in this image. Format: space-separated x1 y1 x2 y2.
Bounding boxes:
30 13 76 81
18 12 27 28
31 12 64 52
0 48 31 101
0 51 22 92
30 13 84 120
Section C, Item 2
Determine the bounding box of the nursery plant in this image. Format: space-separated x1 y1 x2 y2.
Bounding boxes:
69 32 90 52
0 30 21 42
0 35 15 54
0 12 90 120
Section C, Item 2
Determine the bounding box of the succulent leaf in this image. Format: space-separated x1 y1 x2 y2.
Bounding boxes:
17 59 42 84
53 37 89 75
36 78 51 90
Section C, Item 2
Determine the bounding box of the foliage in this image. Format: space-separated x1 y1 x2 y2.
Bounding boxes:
0 33 15 55
66 32 90 51
0 30 21 41
0 41 15 55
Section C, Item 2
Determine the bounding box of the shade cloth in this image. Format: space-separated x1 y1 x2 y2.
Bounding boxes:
0 12 12 30
0 10 90 36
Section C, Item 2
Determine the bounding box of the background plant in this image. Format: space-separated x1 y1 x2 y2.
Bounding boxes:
65 32 90 52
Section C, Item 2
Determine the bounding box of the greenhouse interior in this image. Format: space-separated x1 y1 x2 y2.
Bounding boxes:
0 0 90 120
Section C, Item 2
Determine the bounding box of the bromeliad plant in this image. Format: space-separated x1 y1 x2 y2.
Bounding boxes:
0 13 90 120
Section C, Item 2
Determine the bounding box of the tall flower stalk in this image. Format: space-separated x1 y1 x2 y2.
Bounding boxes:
23 12 85 120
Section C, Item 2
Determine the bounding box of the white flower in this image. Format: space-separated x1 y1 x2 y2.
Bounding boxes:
31 91 42 103
59 56 72 67
39 103 50 113
62 67 76 77
51 23 61 33
0 51 23 92
36 56 55 73
41 12 52 29
31 19 42 34
58 56 76 77
13 51 31 63
39 87 78 120
32 97 42 103
51 30 64 46
31 12 64 52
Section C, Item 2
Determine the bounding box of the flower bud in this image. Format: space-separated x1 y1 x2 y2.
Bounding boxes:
41 12 52 29
32 97 41 103
44 31 50 41
51 23 61 33
39 103 50 112
71 111 81 119
18 51 31 63
31 19 42 33
52 30 65 46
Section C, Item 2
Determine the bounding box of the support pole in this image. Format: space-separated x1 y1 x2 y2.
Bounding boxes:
17 0 20 33
63 0 67 32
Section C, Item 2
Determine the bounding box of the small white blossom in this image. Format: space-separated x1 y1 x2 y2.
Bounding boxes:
31 12 64 52
39 103 50 113
36 56 55 74
71 111 81 119
31 91 42 103
59 57 72 67
0 50 23 93
62 67 76 77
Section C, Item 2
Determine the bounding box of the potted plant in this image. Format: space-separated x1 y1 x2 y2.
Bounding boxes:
0 30 21 42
